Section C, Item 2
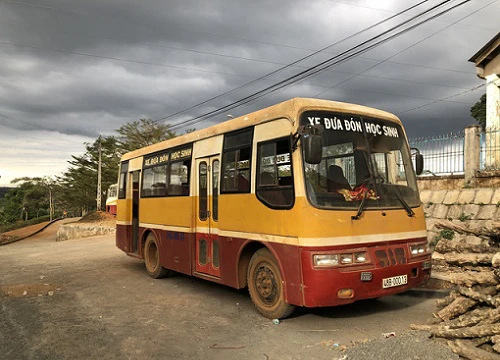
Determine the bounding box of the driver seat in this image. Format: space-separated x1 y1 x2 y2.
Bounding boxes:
327 165 351 192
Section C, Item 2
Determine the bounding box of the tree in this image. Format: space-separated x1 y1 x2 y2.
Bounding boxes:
58 136 120 215
116 118 177 154
470 94 486 129
1 178 54 223
0 186 27 224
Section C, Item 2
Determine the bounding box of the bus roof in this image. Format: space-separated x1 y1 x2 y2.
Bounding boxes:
121 97 402 161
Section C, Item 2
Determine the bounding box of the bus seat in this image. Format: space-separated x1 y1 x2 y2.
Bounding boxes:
152 182 167 196
327 165 351 192
354 150 370 186
259 172 276 187
237 174 249 191
279 176 292 186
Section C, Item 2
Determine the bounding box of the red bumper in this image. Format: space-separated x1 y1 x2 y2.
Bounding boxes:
300 247 431 307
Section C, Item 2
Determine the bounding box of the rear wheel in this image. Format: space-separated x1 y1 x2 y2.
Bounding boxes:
247 248 295 319
144 233 172 279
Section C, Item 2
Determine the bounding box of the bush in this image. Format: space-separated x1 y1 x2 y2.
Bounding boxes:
0 215 51 233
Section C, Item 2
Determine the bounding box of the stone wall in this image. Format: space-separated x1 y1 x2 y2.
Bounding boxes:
421 188 500 246
415 174 500 191
56 224 116 242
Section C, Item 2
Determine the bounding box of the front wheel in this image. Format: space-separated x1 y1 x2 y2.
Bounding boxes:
247 248 295 319
144 233 173 279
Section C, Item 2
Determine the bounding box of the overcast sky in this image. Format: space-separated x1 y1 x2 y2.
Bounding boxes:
0 0 498 186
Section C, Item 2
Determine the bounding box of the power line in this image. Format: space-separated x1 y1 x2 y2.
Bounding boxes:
397 83 484 114
0 40 265 79
0 0 492 66
0 0 412 53
337 85 475 105
312 0 496 99
165 0 464 132
150 0 431 123
357 57 473 74
0 0 482 106
0 112 55 132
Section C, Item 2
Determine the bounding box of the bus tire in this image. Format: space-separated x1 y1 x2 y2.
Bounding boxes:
144 233 172 279
247 248 295 319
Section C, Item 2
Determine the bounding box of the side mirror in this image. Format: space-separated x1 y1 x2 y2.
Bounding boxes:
303 134 323 164
415 153 424 175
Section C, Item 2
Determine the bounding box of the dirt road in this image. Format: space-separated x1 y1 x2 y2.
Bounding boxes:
1 225 448 359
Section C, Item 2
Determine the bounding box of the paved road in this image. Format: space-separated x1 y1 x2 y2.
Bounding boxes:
0 225 443 360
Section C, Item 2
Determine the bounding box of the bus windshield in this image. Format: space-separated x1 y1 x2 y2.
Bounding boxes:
301 111 420 210
107 184 118 199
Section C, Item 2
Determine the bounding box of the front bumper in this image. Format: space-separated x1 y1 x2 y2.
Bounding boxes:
300 247 431 307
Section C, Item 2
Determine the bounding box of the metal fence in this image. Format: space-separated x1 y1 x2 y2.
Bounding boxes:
409 131 465 175
480 128 500 171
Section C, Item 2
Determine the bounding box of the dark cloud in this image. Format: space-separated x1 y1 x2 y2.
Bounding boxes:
0 0 498 184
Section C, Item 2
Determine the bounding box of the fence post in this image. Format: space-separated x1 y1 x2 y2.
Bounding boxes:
464 124 481 186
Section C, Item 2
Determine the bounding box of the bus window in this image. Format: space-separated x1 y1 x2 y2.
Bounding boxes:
142 165 167 197
118 162 128 199
168 160 191 196
212 159 219 221
256 137 294 208
199 162 208 220
221 128 253 193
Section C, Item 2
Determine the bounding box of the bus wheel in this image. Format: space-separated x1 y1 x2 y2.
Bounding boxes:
247 248 295 319
144 233 172 279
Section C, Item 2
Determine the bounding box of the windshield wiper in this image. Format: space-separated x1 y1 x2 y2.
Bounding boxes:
351 179 373 220
393 190 415 217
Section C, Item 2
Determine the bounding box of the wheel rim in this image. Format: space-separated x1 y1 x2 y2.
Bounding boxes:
254 262 279 306
147 241 159 271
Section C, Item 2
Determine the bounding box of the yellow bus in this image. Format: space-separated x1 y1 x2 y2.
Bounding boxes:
105 183 118 215
116 98 430 319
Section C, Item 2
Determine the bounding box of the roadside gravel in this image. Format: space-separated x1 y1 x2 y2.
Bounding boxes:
339 331 459 360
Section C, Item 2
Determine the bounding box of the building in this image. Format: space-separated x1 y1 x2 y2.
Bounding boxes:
469 32 500 129
469 32 500 168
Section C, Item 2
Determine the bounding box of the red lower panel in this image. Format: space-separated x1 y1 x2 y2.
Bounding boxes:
116 224 131 253
153 228 193 276
265 242 303 307
300 248 431 307
116 225 430 309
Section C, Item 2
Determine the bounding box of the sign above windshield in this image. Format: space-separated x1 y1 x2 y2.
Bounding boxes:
304 114 400 138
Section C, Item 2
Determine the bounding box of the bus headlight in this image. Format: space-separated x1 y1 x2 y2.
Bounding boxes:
410 243 430 257
313 254 339 267
355 252 367 263
340 253 353 264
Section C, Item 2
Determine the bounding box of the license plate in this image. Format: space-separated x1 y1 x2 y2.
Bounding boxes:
382 275 408 289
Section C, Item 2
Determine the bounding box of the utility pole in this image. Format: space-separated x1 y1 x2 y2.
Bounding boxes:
97 137 102 211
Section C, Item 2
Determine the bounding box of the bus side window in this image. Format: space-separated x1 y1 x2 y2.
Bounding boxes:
168 160 191 196
221 128 253 193
256 137 294 209
142 165 167 197
118 162 129 199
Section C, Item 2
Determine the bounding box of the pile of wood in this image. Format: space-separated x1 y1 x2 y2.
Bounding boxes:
411 220 500 360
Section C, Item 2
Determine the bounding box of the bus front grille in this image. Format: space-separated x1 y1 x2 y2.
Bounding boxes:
374 247 407 267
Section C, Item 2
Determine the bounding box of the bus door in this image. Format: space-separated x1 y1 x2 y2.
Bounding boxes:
131 170 140 254
195 156 220 277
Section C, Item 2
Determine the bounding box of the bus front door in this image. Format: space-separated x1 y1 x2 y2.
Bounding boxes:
195 156 220 277
131 170 140 254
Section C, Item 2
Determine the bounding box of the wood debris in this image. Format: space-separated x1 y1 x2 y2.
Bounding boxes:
412 220 500 359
